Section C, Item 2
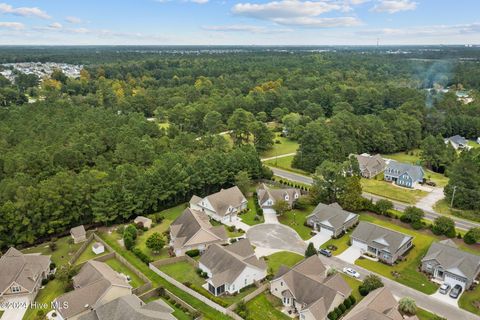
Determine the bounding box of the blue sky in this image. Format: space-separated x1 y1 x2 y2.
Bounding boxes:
0 0 479 45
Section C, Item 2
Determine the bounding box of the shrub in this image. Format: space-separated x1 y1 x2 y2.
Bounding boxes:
339 303 346 313
411 220 424 230
327 311 337 320
50 262 56 270
48 274 55 281
375 199 394 215
431 216 456 238
227 225 235 232
359 274 384 296
157 287 166 297
124 224 138 239
132 247 152 264
186 249 200 257
348 295 356 305
116 225 125 235
123 232 135 250
343 297 352 309
398 297 417 315
41 278 49 286
305 242 317 258
49 241 57 252
464 227 480 245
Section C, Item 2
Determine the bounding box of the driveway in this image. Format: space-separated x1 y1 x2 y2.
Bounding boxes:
263 208 279 224
430 289 460 308
336 246 362 264
306 231 331 249
416 187 445 213
224 217 251 232
0 297 29 320
246 223 306 255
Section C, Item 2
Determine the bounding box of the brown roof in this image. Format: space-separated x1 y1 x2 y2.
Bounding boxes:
55 261 131 318
170 208 227 250
0 247 51 294
71 225 86 238
257 184 300 206
343 287 403 320
355 154 386 176
191 186 247 216
200 239 266 287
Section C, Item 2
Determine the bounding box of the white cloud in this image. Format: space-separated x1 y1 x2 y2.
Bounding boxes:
0 3 50 19
202 24 292 33
273 16 361 27
65 16 82 24
191 0 209 3
358 22 480 38
49 22 63 29
371 0 417 13
0 21 24 30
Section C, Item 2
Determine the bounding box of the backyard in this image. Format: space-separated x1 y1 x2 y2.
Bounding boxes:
361 178 428 204
74 243 110 265
261 133 299 158
104 257 145 288
382 149 422 165
264 251 304 274
244 292 290 320
278 205 315 240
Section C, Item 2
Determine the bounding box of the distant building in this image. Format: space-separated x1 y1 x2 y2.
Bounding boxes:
256 183 301 212
92 242 105 255
445 135 470 150
355 153 386 179
134 216 152 229
71 225 87 244
384 161 424 188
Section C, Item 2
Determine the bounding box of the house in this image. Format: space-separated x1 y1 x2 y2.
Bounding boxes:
421 239 480 290
189 186 247 223
445 135 470 150
256 183 301 211
169 208 228 256
351 222 413 265
78 294 176 320
54 260 132 319
343 287 418 320
134 216 153 229
199 239 267 296
306 202 358 238
355 153 386 179
92 242 105 255
0 247 51 303
270 255 352 320
71 225 87 244
384 161 424 189
477 137 480 145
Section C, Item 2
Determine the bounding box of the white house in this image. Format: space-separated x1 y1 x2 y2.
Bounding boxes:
92 242 105 255
256 183 301 212
198 239 267 296
189 186 247 223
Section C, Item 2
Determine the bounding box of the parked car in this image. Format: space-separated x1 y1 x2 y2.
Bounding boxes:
449 284 463 299
439 283 451 294
319 248 332 257
425 181 437 187
343 267 360 278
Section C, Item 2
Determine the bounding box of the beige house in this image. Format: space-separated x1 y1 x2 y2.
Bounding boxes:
54 260 132 319
0 247 51 303
134 216 153 229
355 153 386 179
344 287 418 320
256 183 301 211
189 186 247 223
270 255 352 320
306 202 358 238
78 294 176 320
170 208 228 256
71 225 87 244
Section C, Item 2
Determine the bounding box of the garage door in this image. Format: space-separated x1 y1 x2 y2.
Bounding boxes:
320 227 334 236
444 274 467 290
352 239 368 251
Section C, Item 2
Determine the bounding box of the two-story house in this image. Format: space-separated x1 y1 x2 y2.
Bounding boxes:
256 183 301 213
384 161 424 189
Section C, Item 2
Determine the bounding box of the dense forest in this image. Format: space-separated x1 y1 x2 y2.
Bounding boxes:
0 46 480 248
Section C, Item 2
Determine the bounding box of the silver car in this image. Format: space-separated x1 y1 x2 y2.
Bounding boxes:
343 267 360 278
439 283 450 294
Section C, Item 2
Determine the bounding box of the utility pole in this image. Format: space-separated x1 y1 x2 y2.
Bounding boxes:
450 185 457 208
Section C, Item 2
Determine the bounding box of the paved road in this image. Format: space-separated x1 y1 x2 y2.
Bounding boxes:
317 254 480 320
269 166 480 231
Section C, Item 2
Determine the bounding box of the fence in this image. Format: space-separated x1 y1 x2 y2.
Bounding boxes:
151 255 198 268
68 233 95 265
139 287 198 314
227 283 268 311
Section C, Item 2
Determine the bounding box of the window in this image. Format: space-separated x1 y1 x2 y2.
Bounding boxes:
285 195 289 201
280 281 283 286
11 286 21 293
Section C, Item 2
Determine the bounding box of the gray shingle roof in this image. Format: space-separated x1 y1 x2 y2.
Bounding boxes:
422 239 480 280
351 222 413 254
257 184 300 207
191 186 247 217
355 154 386 176
71 225 86 238
385 161 424 182
343 287 403 320
307 202 358 230
446 135 468 146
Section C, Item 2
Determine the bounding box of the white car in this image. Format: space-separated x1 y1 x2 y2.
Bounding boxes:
343 267 360 278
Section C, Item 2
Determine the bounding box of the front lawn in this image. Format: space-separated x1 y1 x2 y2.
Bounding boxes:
265 251 304 274
158 261 256 306
278 206 314 240
104 257 145 288
321 233 351 256
361 178 428 204
261 133 299 158
264 155 310 176
240 197 264 226
459 283 480 315
417 308 446 320
244 293 290 320
340 274 363 302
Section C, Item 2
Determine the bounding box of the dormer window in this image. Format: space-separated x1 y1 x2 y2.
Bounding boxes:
11 286 21 293
294 193 299 199
285 195 289 201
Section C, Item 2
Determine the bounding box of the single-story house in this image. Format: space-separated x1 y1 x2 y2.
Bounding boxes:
78 294 176 320
189 186 247 223
92 242 105 255
306 202 358 238
421 239 480 290
351 222 414 265
384 161 424 189
256 183 301 211
54 260 132 319
133 216 153 229
270 255 352 320
0 247 51 303
71 225 87 244
343 287 418 320
445 135 469 150
169 208 228 257
199 239 267 296
355 153 386 179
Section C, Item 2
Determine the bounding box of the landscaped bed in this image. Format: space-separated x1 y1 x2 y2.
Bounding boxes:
264 251 304 274
244 292 290 320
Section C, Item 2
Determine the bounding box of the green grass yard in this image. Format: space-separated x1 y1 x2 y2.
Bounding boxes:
361 178 428 204
261 133 299 158
74 244 110 265
244 293 290 320
340 274 363 302
433 199 480 224
382 149 422 165
321 232 352 256
23 279 65 320
240 196 264 226
424 169 449 187
104 257 145 288
459 282 480 315
264 155 310 176
143 296 193 320
278 206 314 240
264 251 303 274
416 308 445 320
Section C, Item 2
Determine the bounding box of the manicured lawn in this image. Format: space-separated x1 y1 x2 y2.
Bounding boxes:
97 232 232 320
417 308 445 320
244 293 290 320
22 235 83 266
240 197 264 226
433 199 480 223
382 149 422 165
265 251 303 274
424 169 449 187
104 257 145 288
23 279 65 320
144 296 193 320
264 155 310 176
74 244 110 265
468 140 480 149
159 261 256 306
0 311 3 317
340 274 363 302
361 178 428 204
278 206 314 240
321 233 351 256
261 133 299 158
459 282 480 315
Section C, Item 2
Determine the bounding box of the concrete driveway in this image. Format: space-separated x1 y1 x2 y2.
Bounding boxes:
336 246 362 264
307 232 331 249
263 208 279 224
416 187 445 213
430 288 460 308
0 297 29 320
247 223 306 255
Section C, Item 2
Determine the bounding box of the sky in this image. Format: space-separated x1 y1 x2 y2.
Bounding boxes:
0 0 479 45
